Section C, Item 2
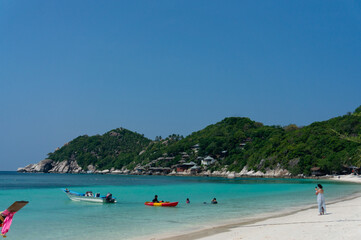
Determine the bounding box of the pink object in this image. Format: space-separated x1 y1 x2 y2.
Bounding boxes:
1 209 15 236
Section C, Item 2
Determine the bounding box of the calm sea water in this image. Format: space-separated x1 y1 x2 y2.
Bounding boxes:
0 172 360 239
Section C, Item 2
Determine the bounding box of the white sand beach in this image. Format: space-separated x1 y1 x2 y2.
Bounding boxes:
161 175 361 240
330 174 361 184
196 195 361 240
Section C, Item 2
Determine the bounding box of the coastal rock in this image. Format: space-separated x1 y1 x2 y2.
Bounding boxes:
253 171 265 177
263 168 290 177
48 160 82 173
238 166 290 178
240 166 249 175
69 161 82 173
49 160 69 173
18 157 291 178
246 170 255 175
227 172 235 179
18 159 82 174
34 159 54 172
111 170 122 174
204 170 211 176
87 165 96 172
17 160 54 173
17 164 35 173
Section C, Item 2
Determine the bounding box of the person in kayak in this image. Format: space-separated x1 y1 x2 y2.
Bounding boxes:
152 195 159 203
211 198 218 204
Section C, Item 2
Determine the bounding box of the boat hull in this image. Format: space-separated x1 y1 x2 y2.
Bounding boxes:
144 201 178 207
66 193 106 203
63 189 116 203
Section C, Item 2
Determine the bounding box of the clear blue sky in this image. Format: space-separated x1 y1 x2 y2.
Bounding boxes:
1 0 361 170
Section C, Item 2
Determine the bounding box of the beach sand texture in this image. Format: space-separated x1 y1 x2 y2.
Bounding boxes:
162 175 361 240
197 196 361 240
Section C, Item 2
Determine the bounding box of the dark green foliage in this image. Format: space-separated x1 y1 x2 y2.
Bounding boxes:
354 105 361 114
47 128 151 170
46 106 361 176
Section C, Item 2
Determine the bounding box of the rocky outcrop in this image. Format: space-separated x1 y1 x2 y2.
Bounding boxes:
17 159 54 173
167 166 291 178
17 164 35 173
48 160 82 173
17 159 83 173
18 160 291 178
87 165 96 172
238 166 290 177
35 159 54 172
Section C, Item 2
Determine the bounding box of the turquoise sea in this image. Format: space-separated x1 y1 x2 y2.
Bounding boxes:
1 172 360 239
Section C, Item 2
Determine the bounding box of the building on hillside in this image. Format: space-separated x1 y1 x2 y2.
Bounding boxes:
148 167 171 175
182 154 190 159
310 167 324 176
176 162 196 172
201 156 215 166
135 167 145 174
239 143 247 149
190 165 201 174
192 144 200 153
342 165 360 175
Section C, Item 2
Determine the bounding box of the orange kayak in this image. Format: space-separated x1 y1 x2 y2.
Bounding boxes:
144 201 178 207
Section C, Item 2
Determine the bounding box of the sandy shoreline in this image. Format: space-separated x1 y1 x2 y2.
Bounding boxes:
154 174 361 240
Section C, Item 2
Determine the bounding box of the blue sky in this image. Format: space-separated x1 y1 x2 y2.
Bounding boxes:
1 0 361 170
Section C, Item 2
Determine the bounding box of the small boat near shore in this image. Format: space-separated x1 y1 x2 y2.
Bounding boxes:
62 189 116 203
144 201 178 207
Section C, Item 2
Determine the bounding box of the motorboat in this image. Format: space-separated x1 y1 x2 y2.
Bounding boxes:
62 189 116 203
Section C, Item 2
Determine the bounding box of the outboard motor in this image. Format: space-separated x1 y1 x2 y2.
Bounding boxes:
105 193 114 203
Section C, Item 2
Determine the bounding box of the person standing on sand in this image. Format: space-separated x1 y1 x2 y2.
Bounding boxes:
315 184 326 215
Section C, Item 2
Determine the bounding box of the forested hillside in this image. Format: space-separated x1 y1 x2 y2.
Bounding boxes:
46 106 361 175
47 128 151 170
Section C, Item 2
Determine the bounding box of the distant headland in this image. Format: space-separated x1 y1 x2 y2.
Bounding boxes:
18 105 361 178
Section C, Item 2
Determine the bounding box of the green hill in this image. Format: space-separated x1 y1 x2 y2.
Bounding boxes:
47 128 151 170
46 106 361 175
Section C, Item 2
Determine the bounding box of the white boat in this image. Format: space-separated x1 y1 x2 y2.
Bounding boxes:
62 189 116 203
